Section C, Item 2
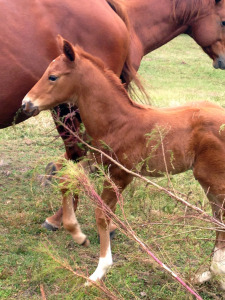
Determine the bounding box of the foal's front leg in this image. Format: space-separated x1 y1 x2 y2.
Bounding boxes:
43 197 78 231
62 192 89 246
89 173 133 282
56 159 89 246
89 205 113 282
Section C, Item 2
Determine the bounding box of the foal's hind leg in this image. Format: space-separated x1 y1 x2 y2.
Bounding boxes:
193 152 225 289
206 192 225 290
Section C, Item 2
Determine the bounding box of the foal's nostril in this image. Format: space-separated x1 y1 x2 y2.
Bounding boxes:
22 100 40 117
22 101 34 111
21 100 36 113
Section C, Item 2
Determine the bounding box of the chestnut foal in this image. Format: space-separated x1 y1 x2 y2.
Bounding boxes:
22 37 225 287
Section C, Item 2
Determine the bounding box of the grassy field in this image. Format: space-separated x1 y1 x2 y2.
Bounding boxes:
1 35 225 299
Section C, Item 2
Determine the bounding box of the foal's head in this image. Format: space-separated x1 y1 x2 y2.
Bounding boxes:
22 36 83 116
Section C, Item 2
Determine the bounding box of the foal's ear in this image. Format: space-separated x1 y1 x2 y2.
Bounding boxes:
57 34 75 62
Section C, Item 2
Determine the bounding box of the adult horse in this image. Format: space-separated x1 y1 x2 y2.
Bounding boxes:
0 0 135 130
1 0 225 130
22 37 225 289
43 0 225 232
126 0 225 70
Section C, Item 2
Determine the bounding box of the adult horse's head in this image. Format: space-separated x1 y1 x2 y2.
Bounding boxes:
187 0 225 69
22 36 78 116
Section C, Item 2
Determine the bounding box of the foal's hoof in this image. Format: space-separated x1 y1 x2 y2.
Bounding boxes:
220 280 225 291
84 280 93 287
42 221 59 231
194 270 212 284
81 238 90 247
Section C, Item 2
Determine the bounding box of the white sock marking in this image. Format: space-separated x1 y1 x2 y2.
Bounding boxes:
88 245 113 282
211 247 225 290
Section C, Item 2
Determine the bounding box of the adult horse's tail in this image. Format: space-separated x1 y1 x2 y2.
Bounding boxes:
106 0 145 95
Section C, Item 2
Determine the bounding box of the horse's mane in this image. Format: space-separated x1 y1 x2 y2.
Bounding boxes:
106 0 146 97
106 0 129 31
172 0 214 25
75 46 145 110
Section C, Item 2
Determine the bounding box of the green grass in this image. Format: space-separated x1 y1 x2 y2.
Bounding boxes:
1 35 225 299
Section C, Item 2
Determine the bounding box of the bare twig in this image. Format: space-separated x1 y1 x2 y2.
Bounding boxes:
44 241 122 300
40 284 47 300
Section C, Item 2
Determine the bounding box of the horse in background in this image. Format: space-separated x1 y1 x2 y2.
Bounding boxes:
2 0 225 129
22 37 225 289
0 0 138 127
126 0 225 70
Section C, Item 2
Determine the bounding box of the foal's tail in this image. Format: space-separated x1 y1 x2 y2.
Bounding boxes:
106 0 146 97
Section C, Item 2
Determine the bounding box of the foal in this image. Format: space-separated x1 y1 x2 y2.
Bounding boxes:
22 37 225 288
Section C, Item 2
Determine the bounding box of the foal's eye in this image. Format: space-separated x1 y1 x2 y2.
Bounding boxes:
221 21 225 27
48 75 58 82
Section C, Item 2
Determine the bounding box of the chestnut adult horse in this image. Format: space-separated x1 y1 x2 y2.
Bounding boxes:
22 37 225 289
1 0 225 130
0 0 135 129
127 0 225 70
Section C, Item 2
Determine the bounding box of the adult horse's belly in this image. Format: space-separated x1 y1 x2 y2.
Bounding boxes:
0 0 129 128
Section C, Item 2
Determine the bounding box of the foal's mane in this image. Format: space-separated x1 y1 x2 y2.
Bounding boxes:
172 0 214 25
75 46 145 110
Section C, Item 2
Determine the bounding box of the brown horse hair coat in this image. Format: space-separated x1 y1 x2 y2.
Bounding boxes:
22 37 225 289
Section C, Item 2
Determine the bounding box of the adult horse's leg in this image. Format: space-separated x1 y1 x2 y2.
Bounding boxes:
193 149 225 289
88 171 133 282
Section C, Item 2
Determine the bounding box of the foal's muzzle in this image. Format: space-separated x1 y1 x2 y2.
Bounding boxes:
22 100 40 116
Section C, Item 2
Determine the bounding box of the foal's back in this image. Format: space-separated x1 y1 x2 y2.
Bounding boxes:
124 101 225 177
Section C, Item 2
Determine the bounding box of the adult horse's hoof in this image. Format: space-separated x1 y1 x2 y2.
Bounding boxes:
42 221 59 231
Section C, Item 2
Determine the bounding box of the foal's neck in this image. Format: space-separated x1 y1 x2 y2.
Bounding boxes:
75 58 141 140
